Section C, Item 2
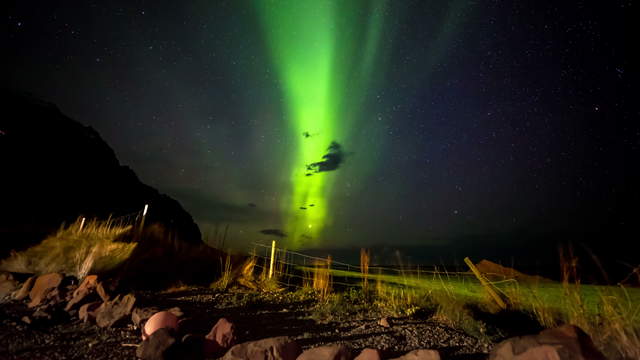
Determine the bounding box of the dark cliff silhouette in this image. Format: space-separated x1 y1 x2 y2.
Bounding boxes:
0 91 202 257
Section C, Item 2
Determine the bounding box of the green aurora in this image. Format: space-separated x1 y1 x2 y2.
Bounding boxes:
256 0 390 248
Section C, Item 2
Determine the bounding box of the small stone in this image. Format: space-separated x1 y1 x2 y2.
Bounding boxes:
378 317 392 328
297 344 352 360
166 307 183 318
65 275 98 311
79 301 101 323
136 327 178 360
354 349 382 360
389 350 441 360
205 318 236 349
143 311 179 340
13 276 36 300
96 282 109 302
132 307 160 328
0 272 18 298
181 334 205 359
95 293 136 328
222 337 301 360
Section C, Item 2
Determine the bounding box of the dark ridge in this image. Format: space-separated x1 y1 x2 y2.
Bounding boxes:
0 90 202 257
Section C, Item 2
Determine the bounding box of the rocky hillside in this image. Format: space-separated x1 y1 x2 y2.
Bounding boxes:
0 91 201 257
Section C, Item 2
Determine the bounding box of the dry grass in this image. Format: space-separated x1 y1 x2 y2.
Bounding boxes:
0 217 137 279
312 255 332 298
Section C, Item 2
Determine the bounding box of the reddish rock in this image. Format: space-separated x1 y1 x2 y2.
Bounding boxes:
143 311 179 340
166 306 183 318
28 273 63 308
64 275 98 311
389 350 441 360
378 317 392 328
79 301 102 323
12 276 36 300
181 333 206 359
95 293 136 328
132 307 160 328
0 272 18 298
297 344 352 360
205 317 236 349
222 336 301 360
96 282 109 302
490 324 607 360
354 349 382 360
136 327 178 360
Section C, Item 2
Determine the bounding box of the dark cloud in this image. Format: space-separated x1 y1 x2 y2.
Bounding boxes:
306 141 346 173
260 228 287 237
167 188 274 224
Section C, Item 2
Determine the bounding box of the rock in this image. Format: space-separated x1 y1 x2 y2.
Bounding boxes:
136 327 178 360
32 309 52 320
132 307 160 328
180 334 205 360
205 318 236 349
65 275 98 311
96 282 110 302
13 276 36 300
166 307 183 318
297 344 352 360
354 349 382 360
222 336 301 360
389 350 441 360
79 301 101 323
176 317 196 338
143 311 179 340
0 272 18 298
378 317 392 328
490 324 606 360
95 293 136 328
28 273 64 308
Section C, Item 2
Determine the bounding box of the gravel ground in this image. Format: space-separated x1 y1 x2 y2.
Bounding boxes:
0 287 491 359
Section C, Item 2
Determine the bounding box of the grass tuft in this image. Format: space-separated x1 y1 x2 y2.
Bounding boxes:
0 217 137 279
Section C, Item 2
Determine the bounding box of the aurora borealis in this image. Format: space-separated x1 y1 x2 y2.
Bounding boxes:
7 0 637 265
256 1 391 246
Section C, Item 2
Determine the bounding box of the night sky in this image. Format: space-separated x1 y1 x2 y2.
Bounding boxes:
7 1 638 256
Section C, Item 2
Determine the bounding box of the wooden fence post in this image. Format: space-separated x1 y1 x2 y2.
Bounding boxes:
269 240 276 279
464 257 507 310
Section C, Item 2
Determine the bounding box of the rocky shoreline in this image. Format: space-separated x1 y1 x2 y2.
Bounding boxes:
0 273 607 359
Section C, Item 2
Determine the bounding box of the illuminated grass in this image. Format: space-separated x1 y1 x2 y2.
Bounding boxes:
0 218 137 279
303 266 640 358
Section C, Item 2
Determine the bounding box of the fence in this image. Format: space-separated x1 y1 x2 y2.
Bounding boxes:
247 241 473 289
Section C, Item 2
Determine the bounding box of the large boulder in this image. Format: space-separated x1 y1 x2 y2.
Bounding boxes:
222 337 301 360
28 273 63 308
490 324 606 360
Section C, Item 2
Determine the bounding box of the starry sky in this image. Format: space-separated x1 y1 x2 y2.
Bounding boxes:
6 1 638 260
